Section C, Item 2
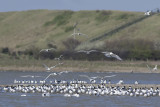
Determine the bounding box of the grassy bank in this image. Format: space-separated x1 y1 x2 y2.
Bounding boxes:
0 59 159 73
0 10 160 69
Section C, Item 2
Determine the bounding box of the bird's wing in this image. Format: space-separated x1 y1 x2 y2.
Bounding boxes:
59 62 64 65
146 64 152 72
103 52 111 57
20 75 32 78
59 55 63 58
39 49 46 53
58 71 69 75
35 76 42 78
103 75 116 78
71 33 76 36
79 33 88 37
91 76 99 79
43 64 49 69
50 65 57 69
89 50 98 53
48 48 56 51
111 54 122 60
43 73 54 81
77 50 86 53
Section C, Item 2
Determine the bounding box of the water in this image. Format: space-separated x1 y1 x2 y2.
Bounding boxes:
0 71 160 107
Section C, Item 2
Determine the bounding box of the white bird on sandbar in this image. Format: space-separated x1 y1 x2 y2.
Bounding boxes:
146 64 158 72
77 50 98 54
43 71 71 81
39 48 55 53
101 51 122 61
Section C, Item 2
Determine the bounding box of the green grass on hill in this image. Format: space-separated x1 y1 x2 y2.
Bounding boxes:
0 9 160 60
0 10 144 51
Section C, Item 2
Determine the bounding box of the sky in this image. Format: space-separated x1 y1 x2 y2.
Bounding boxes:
0 0 160 12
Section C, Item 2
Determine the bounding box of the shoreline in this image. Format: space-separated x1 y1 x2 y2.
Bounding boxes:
0 66 159 73
0 60 159 73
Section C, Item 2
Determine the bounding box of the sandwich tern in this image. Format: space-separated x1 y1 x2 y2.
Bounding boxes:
101 51 122 60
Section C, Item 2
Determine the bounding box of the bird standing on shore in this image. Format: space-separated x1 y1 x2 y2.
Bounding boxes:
101 51 122 61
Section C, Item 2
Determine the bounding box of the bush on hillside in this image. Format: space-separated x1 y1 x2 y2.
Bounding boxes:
95 10 112 22
116 13 134 20
62 37 81 51
104 38 154 60
65 26 74 32
1 47 10 54
24 46 40 59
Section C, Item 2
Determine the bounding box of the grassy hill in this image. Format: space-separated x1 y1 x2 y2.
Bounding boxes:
0 9 160 60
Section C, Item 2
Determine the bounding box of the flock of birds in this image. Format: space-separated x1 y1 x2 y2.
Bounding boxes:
0 51 158 98
40 49 123 61
2 79 160 98
3 23 158 98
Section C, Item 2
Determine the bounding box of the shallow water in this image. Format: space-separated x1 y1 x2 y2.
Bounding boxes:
0 71 160 107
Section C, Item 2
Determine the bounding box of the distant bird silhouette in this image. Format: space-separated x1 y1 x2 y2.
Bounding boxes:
101 51 122 60
39 48 55 53
77 50 98 54
147 64 158 72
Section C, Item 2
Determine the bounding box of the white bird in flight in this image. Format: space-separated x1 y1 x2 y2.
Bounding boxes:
43 71 71 81
80 75 99 83
43 63 63 71
98 75 116 80
147 64 158 72
71 33 88 37
101 51 122 61
20 75 42 78
77 50 98 54
54 55 63 61
39 48 55 53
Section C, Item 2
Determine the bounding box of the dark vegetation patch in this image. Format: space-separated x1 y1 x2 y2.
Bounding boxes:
62 38 81 51
103 38 160 60
1 38 160 61
44 10 74 26
95 10 112 22
65 26 74 32
116 13 134 20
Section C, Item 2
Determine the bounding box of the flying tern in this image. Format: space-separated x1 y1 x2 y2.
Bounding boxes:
101 51 122 60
